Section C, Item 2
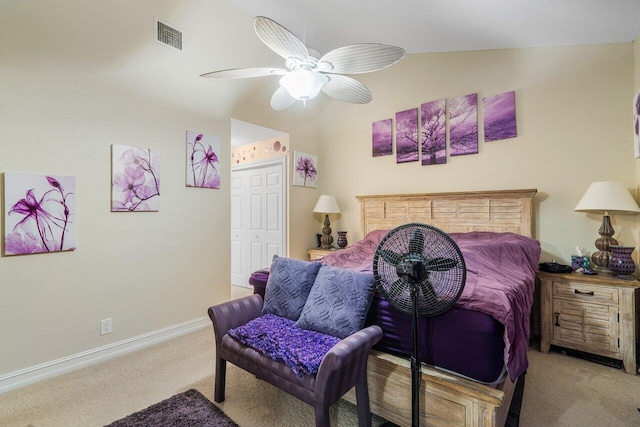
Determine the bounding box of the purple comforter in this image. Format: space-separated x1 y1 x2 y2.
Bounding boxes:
321 230 540 381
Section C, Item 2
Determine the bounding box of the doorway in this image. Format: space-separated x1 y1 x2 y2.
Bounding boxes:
230 158 287 288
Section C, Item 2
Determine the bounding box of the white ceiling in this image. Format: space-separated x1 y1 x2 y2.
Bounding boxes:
228 0 640 55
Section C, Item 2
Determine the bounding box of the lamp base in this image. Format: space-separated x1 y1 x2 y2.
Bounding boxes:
320 214 334 249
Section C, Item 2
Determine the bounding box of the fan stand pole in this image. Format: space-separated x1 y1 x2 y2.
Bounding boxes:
411 284 421 427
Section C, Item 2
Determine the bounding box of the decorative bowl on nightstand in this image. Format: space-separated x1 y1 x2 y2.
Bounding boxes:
609 245 635 277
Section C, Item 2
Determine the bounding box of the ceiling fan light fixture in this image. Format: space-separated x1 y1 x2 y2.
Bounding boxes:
279 70 329 102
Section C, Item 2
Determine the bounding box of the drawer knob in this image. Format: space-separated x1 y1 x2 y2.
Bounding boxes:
574 289 594 296
554 312 560 326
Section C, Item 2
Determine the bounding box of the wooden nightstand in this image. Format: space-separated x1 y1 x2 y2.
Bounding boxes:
538 271 640 374
307 247 340 260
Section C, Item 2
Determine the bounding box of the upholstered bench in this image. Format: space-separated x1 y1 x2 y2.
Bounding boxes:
208 256 382 427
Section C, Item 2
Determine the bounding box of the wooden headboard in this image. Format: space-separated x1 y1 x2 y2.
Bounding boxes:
357 189 536 238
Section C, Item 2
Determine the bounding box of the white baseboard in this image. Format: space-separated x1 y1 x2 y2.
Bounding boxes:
0 316 210 395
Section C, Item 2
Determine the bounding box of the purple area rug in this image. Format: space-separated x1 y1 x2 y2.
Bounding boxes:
105 389 238 427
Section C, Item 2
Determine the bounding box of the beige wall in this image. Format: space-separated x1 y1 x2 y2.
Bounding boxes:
312 43 637 265
0 0 275 376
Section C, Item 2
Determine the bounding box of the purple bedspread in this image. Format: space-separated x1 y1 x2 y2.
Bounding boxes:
321 230 540 381
228 313 341 377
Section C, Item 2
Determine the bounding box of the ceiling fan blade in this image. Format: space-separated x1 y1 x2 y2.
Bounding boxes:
322 74 372 104
254 16 309 61
270 86 297 111
200 67 286 79
319 44 405 74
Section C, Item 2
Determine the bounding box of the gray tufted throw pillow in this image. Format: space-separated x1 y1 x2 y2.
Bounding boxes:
261 256 322 321
296 265 376 339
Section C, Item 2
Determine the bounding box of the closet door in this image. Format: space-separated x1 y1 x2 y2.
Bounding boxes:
231 160 286 288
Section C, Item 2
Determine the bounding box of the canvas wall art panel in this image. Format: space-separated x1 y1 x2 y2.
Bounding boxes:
372 118 393 157
4 173 76 256
186 130 221 189
396 108 419 163
483 91 517 142
634 90 640 159
449 93 478 156
421 99 446 165
111 144 160 212
293 151 318 187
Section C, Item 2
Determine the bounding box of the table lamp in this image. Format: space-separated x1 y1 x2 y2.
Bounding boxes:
574 181 640 274
313 195 341 249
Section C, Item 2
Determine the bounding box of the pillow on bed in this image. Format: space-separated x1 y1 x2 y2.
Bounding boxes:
262 255 322 321
295 265 376 339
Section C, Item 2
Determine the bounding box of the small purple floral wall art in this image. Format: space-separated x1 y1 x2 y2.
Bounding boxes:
372 118 393 157
396 108 419 163
4 173 76 256
421 99 446 165
449 93 478 156
483 91 517 142
634 90 640 159
186 130 221 189
111 144 160 212
293 151 318 187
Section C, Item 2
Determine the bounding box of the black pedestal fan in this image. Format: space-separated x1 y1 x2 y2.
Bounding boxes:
373 223 466 427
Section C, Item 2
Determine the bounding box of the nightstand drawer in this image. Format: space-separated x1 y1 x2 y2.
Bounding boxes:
553 280 618 305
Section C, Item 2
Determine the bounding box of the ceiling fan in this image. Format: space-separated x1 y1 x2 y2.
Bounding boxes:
200 16 405 111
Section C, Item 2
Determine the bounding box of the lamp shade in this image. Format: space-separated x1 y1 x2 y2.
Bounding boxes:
574 181 640 214
313 195 341 214
279 70 329 101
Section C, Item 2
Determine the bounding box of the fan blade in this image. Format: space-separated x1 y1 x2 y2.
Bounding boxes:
425 257 458 272
418 281 439 302
254 16 309 61
200 67 286 79
270 86 297 111
322 74 372 104
408 229 425 255
379 249 402 266
319 44 405 74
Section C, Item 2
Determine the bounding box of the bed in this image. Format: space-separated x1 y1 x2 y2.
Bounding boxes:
331 189 540 427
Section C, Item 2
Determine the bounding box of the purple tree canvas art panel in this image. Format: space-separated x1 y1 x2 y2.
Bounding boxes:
4 173 76 256
396 108 419 163
111 144 160 212
372 118 393 157
186 130 221 189
634 90 640 159
449 93 478 156
483 91 517 142
421 99 446 165
293 151 318 187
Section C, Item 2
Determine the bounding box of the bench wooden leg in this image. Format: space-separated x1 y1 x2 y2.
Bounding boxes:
355 376 372 427
214 357 226 403
314 403 331 427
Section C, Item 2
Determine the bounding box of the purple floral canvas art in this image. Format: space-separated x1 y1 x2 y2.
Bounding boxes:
483 91 517 142
186 130 221 189
634 90 640 159
293 151 318 187
449 93 478 156
421 99 446 165
396 108 419 163
111 144 160 212
4 173 76 256
372 118 393 157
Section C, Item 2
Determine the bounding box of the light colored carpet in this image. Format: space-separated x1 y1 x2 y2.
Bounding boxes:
1 289 639 426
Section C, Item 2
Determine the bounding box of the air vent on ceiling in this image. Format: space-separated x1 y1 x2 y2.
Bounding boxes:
155 19 182 52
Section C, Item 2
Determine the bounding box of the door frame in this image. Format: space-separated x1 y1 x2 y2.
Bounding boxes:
230 156 288 285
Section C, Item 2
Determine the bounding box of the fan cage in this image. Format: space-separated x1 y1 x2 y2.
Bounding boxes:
373 223 466 317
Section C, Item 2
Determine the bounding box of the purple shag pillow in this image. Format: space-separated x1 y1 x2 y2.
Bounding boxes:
228 313 340 377
296 265 375 339
262 256 321 320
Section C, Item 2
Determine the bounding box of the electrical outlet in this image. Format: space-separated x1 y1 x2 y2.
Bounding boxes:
100 318 112 335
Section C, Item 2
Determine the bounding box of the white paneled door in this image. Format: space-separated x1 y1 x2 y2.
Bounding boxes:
230 159 286 288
